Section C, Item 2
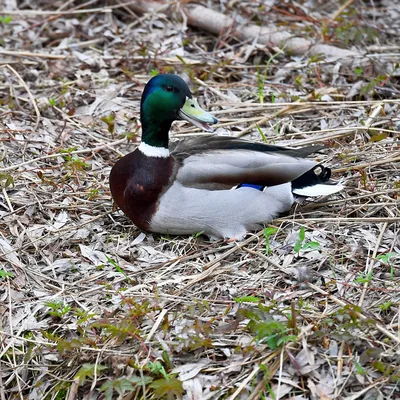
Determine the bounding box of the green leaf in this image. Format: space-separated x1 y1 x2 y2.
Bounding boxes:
302 241 321 250
263 226 278 254
299 227 305 242
308 53 325 64
0 16 13 24
277 334 297 346
59 146 78 154
106 256 130 280
377 252 398 264
193 230 204 238
354 271 373 283
93 319 139 343
256 124 268 143
249 320 295 349
294 227 311 253
176 55 188 65
100 113 116 135
264 227 277 238
147 361 168 378
369 132 388 142
355 361 366 375
378 301 392 311
128 375 153 386
0 270 14 279
0 173 15 188
354 67 363 76
149 377 184 399
74 363 107 385
100 378 135 398
234 296 260 303
293 239 303 253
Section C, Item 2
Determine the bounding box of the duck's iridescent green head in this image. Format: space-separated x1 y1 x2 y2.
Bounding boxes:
140 74 217 148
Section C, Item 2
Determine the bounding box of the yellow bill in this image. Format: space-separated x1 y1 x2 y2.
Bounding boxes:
178 97 218 132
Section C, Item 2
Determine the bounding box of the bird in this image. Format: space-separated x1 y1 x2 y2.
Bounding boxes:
109 74 343 240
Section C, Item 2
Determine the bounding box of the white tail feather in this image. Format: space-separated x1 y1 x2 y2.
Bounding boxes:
293 184 344 197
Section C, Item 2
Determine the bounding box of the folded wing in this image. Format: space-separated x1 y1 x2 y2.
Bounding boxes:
171 137 321 189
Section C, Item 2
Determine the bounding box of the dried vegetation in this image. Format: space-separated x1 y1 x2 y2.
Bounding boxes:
0 0 399 399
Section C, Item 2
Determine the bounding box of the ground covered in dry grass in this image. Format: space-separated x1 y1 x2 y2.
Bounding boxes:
1 1 400 399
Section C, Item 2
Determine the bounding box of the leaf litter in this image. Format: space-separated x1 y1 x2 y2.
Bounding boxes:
0 0 400 399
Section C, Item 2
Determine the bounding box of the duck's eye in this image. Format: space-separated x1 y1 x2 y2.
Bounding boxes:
164 85 174 92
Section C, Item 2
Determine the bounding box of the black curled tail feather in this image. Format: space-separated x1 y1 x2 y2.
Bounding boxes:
291 165 331 190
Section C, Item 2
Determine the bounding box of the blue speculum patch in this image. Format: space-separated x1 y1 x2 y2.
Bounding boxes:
237 183 265 191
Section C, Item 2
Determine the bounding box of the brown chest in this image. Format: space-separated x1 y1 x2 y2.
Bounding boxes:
110 150 174 231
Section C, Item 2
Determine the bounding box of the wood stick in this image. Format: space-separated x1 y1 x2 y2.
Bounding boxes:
115 1 361 59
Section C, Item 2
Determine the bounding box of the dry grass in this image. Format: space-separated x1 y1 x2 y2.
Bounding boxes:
0 1 399 399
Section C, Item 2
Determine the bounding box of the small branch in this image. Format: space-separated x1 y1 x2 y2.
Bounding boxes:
333 154 400 173
2 65 40 129
331 0 357 22
0 50 68 59
1 138 127 172
0 1 138 15
358 222 388 307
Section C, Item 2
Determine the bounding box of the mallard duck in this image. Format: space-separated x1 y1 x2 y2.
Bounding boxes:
110 74 343 240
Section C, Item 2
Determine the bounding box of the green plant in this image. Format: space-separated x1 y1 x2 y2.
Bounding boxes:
237 300 297 350
354 271 373 284
354 67 363 76
360 75 388 97
249 319 296 349
314 305 376 342
74 363 108 385
354 360 367 376
334 21 379 45
192 230 204 238
307 54 325 64
263 227 278 254
48 97 57 107
0 269 14 279
256 50 282 103
256 124 269 144
123 130 138 141
259 364 276 399
87 188 100 200
63 154 90 173
0 173 14 188
378 302 392 311
293 227 321 254
45 301 71 319
0 16 13 24
147 361 184 399
73 308 97 324
101 113 116 136
235 296 261 304
371 360 399 380
106 256 131 281
377 252 398 279
100 376 153 400
294 75 303 88
94 319 141 343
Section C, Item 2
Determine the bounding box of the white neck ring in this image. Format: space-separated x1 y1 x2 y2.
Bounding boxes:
138 142 170 158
